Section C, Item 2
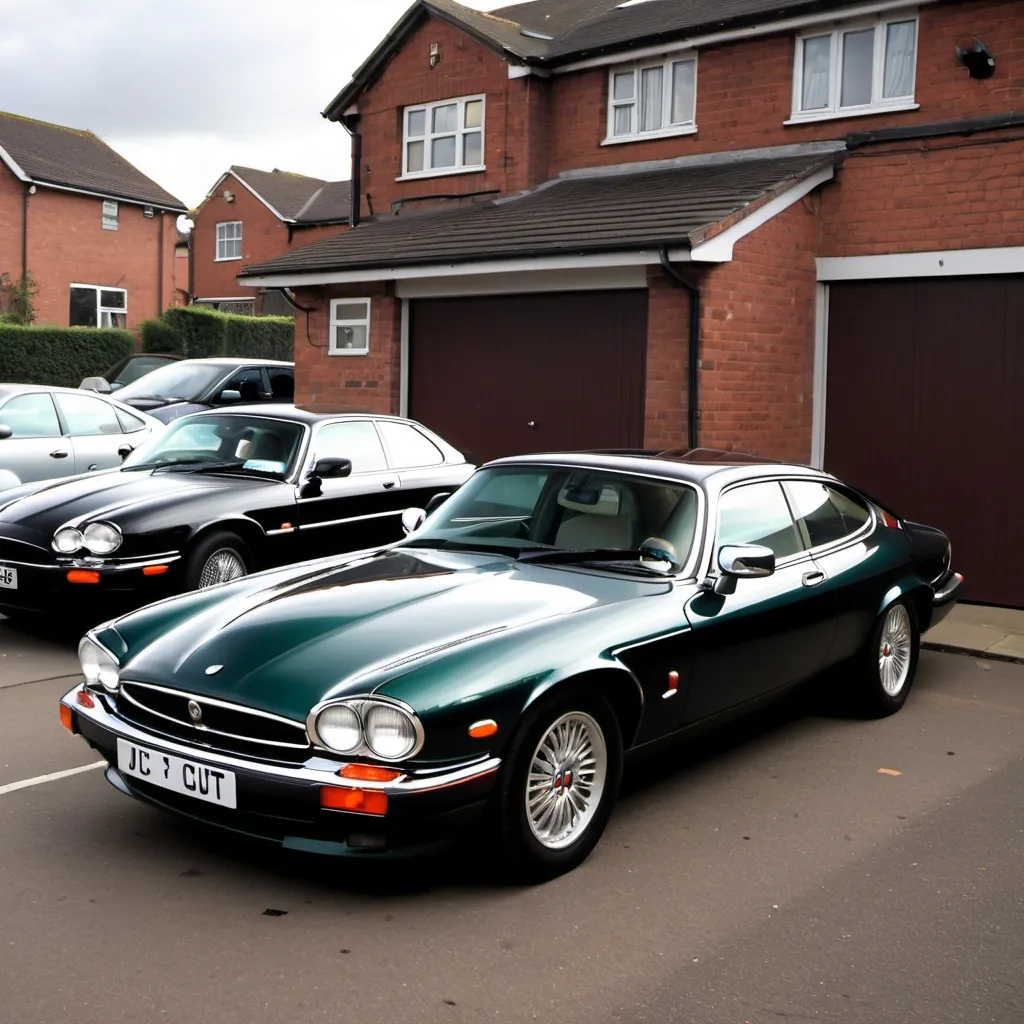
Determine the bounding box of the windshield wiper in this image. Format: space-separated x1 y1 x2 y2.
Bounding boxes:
516 548 646 565
124 460 245 475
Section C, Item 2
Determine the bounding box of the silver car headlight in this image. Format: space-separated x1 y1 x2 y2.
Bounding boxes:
53 527 84 554
82 521 122 556
78 637 120 692
315 704 362 754
364 703 420 760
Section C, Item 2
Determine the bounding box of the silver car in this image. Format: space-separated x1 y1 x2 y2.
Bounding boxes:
0 385 164 492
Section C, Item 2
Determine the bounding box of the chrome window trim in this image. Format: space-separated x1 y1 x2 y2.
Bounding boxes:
779 478 876 559
306 694 426 762
295 509 403 529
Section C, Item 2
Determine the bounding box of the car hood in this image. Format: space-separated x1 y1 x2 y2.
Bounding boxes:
111 548 642 721
120 398 209 423
0 468 264 535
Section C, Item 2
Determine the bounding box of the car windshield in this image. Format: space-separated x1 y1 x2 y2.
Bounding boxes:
116 362 227 402
402 465 700 571
109 355 177 388
122 413 305 478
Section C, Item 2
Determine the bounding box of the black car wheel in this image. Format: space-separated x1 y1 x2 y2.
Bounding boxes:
494 688 623 882
183 531 251 592
854 599 920 717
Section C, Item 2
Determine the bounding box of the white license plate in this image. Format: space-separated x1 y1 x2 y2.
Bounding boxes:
116 738 237 809
0 565 16 590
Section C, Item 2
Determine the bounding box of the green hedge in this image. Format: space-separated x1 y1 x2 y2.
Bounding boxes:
142 306 294 362
0 325 133 388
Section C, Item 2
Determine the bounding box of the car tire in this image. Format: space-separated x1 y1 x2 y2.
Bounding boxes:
183 531 251 592
852 599 920 717
493 687 623 882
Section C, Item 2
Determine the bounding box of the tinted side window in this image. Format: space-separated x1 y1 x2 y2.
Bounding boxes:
0 393 61 438
787 481 871 548
268 370 294 401
717 481 801 559
54 394 121 436
828 487 871 534
377 422 444 469
315 421 388 473
224 368 266 403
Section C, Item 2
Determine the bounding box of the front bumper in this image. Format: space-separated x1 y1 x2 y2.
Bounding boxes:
60 685 500 857
929 569 964 629
0 554 182 616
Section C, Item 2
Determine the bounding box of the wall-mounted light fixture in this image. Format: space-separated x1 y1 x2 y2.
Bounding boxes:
143 206 155 218
429 42 440 68
955 38 996 80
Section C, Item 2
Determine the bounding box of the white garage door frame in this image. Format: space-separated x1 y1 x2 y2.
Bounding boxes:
812 245 1024 468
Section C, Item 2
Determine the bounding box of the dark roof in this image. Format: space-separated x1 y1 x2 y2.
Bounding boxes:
325 0 894 117
0 111 185 210
228 166 351 224
241 149 838 278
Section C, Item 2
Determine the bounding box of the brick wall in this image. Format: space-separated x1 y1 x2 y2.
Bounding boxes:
697 197 820 463
20 187 175 328
292 283 401 414
0 161 24 288
547 0 1023 177
643 268 691 450
820 132 1024 256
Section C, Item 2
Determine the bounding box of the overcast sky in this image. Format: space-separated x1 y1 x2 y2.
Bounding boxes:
0 0 510 213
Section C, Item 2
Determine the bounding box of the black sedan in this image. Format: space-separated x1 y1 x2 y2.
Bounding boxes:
0 407 472 622
113 358 295 424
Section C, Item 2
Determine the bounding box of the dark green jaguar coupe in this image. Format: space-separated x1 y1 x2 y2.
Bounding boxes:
60 450 961 879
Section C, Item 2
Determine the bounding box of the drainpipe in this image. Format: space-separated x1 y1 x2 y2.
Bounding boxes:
157 211 165 317
187 220 195 303
349 126 362 228
659 246 700 451
21 183 29 282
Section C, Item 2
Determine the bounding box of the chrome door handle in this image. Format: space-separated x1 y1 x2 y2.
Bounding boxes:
383 480 397 490
49 449 69 459
802 570 826 587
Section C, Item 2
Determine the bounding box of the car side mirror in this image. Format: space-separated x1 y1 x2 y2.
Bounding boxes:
424 492 450 516
117 444 134 462
718 543 776 578
308 457 352 479
219 389 242 403
80 376 112 394
0 424 11 440
402 508 426 535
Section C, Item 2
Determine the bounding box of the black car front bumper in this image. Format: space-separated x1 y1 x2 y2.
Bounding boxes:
60 685 500 857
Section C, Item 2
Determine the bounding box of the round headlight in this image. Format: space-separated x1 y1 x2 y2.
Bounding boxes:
364 703 419 760
53 527 84 554
78 637 120 692
316 704 362 753
82 521 122 555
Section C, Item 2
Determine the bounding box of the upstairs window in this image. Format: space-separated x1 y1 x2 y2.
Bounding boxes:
790 16 918 122
401 95 485 179
606 56 697 143
102 200 118 231
216 221 243 261
69 284 127 328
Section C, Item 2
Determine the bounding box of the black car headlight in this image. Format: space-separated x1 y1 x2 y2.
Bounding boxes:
310 699 423 761
53 527 84 554
78 636 120 692
82 522 122 556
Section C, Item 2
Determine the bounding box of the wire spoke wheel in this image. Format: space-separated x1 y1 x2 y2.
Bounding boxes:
525 711 607 850
197 548 247 589
878 603 912 696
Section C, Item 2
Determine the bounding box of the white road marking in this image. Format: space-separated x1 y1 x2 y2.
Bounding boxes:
0 761 106 797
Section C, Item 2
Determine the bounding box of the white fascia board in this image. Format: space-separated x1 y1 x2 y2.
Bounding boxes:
31 179 184 212
222 170 293 223
507 64 550 79
552 0 936 74
240 249 690 288
689 164 834 262
817 247 1024 281
0 143 30 182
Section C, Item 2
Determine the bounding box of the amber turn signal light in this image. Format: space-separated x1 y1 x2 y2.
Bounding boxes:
59 704 74 733
339 764 402 782
66 570 100 584
320 786 388 815
468 719 498 739
142 565 169 576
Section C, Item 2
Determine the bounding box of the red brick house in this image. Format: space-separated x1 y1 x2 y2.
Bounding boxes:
191 167 350 315
0 110 185 327
241 0 1024 606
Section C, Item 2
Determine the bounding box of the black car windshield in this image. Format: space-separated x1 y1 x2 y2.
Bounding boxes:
402 466 700 571
109 355 177 388
116 362 227 402
122 414 305 478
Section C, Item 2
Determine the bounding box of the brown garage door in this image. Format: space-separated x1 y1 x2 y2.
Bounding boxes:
408 291 647 463
825 276 1024 607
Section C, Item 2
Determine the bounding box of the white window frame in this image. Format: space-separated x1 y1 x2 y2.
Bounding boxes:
70 283 127 328
329 298 371 356
102 200 118 231
398 94 486 181
216 221 243 261
603 54 698 145
788 13 919 124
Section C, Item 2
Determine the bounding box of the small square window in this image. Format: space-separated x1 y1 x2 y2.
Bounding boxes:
69 284 127 328
102 200 118 231
401 95 485 178
329 298 370 356
606 56 697 142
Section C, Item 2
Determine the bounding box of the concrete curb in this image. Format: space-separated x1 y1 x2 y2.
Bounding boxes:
922 641 1024 667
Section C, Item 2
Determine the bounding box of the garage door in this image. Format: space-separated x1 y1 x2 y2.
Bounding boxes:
408 291 647 463
824 277 1024 607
